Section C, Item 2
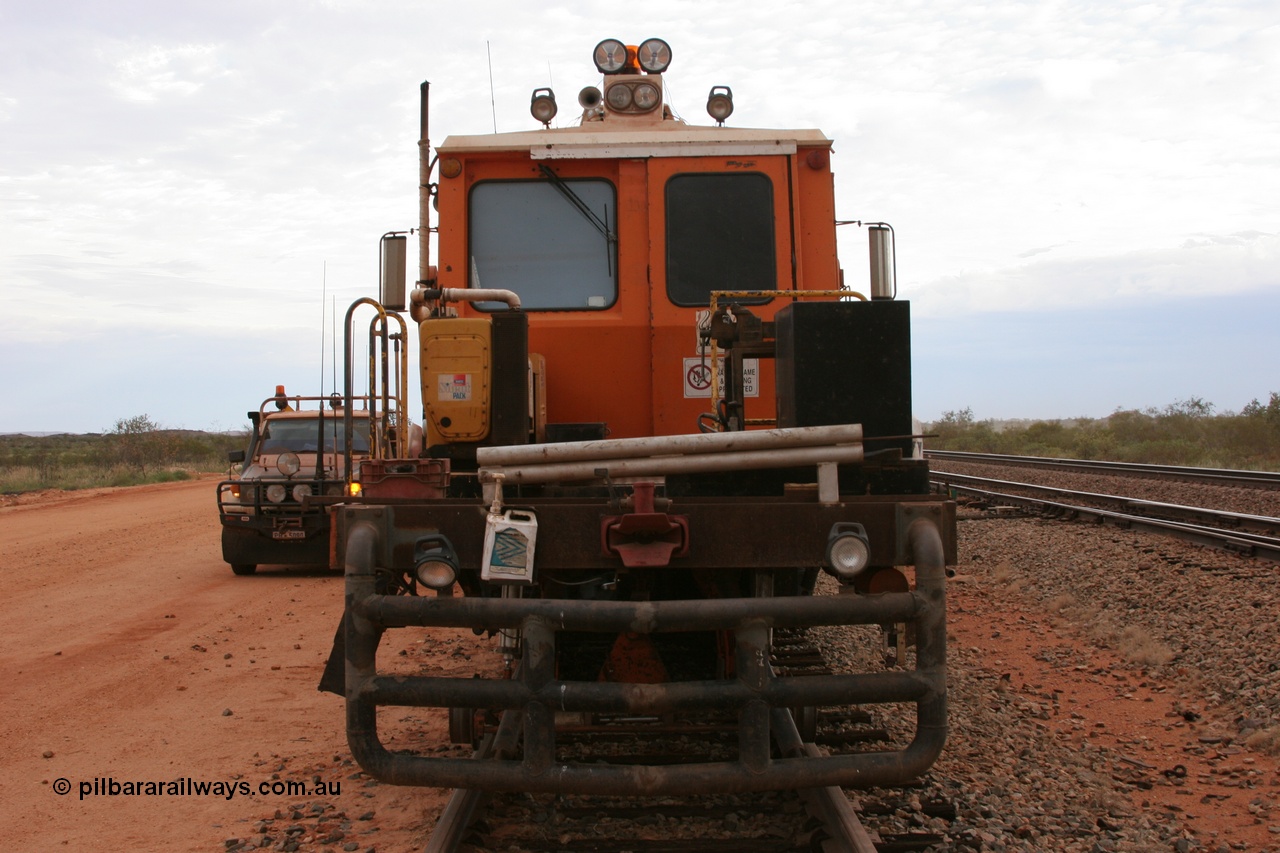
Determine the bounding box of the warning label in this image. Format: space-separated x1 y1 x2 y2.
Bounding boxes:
437 373 472 402
682 358 758 399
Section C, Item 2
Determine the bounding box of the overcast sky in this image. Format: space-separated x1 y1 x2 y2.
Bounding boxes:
2 0 1277 434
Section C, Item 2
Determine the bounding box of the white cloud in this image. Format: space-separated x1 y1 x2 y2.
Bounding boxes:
1 0 1278 431
912 230 1279 316
105 42 227 102
1038 58 1119 100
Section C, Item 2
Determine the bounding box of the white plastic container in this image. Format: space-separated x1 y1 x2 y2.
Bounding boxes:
481 508 538 584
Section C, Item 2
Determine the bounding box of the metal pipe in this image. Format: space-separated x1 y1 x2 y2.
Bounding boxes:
437 287 522 309
342 517 950 795
418 81 431 292
409 286 522 321
342 297 387 489
480 443 863 486
346 742 945 796
477 423 863 467
366 668 933 714
355 587 919 632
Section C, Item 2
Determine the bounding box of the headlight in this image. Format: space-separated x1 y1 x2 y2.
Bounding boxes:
824 522 870 581
593 38 627 74
632 81 660 111
266 484 287 503
605 83 633 110
636 38 671 73
276 452 301 476
291 484 311 503
414 535 459 591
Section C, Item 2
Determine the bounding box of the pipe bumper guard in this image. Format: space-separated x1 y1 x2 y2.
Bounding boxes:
336 507 948 795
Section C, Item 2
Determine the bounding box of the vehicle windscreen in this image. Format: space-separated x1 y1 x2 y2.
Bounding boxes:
468 178 618 310
259 418 371 453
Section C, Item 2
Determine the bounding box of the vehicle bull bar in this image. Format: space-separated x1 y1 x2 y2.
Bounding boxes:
341 516 947 795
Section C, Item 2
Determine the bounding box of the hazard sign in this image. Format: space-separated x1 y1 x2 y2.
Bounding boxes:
682 358 758 399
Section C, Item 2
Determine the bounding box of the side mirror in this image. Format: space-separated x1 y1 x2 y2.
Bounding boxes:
228 450 246 464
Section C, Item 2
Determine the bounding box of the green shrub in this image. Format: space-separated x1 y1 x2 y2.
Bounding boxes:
0 422 247 493
924 393 1280 470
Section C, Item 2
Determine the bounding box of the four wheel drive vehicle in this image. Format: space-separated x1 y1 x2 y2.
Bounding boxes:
216 387 408 575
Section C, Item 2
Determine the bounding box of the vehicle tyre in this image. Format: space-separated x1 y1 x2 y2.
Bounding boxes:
230 563 257 576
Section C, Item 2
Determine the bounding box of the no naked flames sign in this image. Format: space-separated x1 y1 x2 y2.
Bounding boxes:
682 357 759 399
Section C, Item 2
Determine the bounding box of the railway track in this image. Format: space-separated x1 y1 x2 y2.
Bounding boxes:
929 469 1280 563
924 450 1280 490
421 631 950 853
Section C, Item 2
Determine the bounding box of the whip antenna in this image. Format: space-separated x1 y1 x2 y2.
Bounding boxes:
487 41 497 133
319 261 327 398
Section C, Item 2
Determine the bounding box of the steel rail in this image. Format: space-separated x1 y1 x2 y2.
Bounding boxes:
931 472 1280 535
937 481 1280 563
925 450 1280 490
770 707 879 853
423 691 882 852
424 710 523 853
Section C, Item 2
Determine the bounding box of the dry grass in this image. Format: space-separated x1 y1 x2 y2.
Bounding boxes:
1244 726 1280 756
1116 625 1176 667
1045 593 1076 613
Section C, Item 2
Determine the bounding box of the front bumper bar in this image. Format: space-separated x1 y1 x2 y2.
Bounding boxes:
340 514 947 795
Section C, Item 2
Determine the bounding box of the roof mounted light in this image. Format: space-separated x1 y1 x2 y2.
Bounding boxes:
530 87 557 126
593 38 628 74
632 81 660 111
636 38 671 73
605 83 633 110
706 85 734 124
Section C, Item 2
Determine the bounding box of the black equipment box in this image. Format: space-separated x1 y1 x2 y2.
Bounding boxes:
775 300 913 457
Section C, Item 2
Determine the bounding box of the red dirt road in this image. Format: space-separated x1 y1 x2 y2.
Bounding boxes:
0 478 451 851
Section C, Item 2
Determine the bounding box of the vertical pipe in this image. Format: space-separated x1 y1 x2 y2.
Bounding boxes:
343 298 384 491
366 319 380 458
396 316 409 458
907 517 948 756
344 520 384 772
419 82 433 288
736 620 771 774
521 618 556 775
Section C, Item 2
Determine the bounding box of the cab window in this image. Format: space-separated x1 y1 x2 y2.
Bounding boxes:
260 418 371 454
469 179 618 310
665 173 775 306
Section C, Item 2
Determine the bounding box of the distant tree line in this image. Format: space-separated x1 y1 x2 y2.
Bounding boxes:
925 393 1280 470
0 415 249 493
4 395 1278 494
